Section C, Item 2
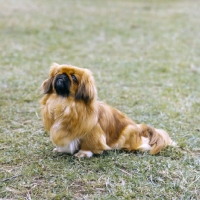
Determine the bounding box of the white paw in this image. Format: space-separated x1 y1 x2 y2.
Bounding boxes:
74 150 93 158
53 147 59 153
52 140 80 154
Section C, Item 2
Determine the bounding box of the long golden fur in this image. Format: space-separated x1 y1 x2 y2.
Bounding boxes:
40 63 176 157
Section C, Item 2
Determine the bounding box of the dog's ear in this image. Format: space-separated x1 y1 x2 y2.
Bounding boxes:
41 63 60 94
42 78 53 94
75 70 97 104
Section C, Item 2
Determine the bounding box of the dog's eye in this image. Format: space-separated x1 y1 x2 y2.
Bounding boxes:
71 74 78 83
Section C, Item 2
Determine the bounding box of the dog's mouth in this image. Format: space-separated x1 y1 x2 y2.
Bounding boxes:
54 74 71 97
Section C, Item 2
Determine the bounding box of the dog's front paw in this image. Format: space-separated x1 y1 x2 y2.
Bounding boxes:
74 150 93 158
53 147 63 153
53 147 59 153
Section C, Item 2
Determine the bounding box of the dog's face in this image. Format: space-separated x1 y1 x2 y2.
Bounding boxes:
42 63 97 103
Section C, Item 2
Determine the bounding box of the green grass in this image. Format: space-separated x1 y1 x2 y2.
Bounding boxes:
0 0 200 199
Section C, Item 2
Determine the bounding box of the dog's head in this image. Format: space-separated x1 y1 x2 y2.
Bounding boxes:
42 63 97 103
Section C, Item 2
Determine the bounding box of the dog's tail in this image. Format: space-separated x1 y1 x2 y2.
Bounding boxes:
137 124 177 154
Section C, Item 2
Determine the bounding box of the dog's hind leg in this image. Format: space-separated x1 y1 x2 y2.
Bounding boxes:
74 124 111 158
111 125 144 152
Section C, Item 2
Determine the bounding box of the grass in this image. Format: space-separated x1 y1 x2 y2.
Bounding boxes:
0 0 200 199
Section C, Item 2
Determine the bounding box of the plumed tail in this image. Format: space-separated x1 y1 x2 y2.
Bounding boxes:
137 124 176 154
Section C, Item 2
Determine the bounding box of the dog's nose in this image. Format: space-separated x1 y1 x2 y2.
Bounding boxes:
54 74 71 97
57 77 64 84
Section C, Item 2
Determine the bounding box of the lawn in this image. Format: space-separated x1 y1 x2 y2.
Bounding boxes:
0 0 200 199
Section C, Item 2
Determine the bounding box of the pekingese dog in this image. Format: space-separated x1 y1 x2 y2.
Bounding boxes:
40 63 176 158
